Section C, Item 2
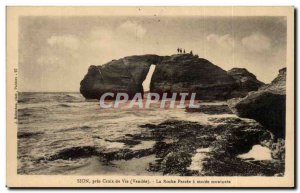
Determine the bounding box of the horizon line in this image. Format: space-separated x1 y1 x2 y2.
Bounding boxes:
18 91 80 93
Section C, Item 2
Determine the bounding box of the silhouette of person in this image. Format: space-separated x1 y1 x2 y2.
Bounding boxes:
183 49 186 54
190 50 193 55
177 48 180 54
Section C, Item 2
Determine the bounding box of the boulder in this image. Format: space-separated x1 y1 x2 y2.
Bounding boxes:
227 68 265 98
150 54 236 100
228 68 286 138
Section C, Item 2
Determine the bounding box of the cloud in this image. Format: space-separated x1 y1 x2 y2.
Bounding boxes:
118 21 146 39
88 20 146 48
87 28 115 49
206 34 234 50
47 35 79 50
37 55 59 65
36 55 65 69
242 33 271 52
81 21 148 62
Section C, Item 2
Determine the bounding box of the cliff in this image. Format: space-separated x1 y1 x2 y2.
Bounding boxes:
228 68 286 138
227 68 265 98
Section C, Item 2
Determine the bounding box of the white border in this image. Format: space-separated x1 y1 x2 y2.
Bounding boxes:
1 0 299 192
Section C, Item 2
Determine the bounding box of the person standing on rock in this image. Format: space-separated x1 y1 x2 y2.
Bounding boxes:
190 50 193 55
177 48 180 54
183 49 186 54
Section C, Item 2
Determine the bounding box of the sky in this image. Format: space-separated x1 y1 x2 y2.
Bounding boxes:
19 16 287 92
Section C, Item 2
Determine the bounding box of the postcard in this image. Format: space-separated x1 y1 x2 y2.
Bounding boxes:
6 6 294 188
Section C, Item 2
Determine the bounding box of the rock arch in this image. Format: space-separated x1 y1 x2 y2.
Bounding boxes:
80 55 163 99
80 54 250 100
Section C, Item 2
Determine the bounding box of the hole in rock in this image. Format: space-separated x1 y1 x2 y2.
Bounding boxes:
237 145 272 160
142 64 156 92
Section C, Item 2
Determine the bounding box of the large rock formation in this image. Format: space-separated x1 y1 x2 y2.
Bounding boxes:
227 68 265 98
80 55 163 99
228 68 286 139
150 54 236 100
81 54 239 100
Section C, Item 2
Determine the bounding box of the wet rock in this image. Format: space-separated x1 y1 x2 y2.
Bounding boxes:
160 151 192 175
140 118 282 176
123 133 154 141
211 125 272 155
46 146 98 161
186 104 233 114
152 141 173 158
105 138 141 147
100 148 155 161
270 138 285 160
228 68 286 138
139 123 158 129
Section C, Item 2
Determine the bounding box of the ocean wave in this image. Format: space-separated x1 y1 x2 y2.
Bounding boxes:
18 98 31 104
57 104 72 108
18 131 44 139
56 125 92 132
18 107 48 119
18 92 84 104
44 146 98 161
18 106 48 112
53 94 84 103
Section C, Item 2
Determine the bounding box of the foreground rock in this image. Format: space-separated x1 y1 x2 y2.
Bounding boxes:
228 68 286 139
37 117 284 176
227 68 265 98
141 119 284 176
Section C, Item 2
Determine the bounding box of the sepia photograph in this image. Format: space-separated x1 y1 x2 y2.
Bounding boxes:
6 6 294 187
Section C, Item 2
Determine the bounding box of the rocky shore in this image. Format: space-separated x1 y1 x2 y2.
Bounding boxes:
35 101 284 176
